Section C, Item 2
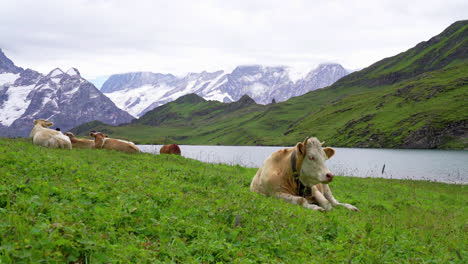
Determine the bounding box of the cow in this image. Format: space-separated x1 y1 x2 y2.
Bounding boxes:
160 144 181 155
89 132 139 153
250 137 359 212
65 132 95 149
29 119 72 149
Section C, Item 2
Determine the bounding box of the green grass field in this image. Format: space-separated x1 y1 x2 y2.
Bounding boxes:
1 138 466 263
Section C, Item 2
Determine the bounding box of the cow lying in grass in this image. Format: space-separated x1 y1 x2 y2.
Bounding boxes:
250 137 359 212
65 132 94 149
30 119 72 149
160 144 181 155
89 132 139 153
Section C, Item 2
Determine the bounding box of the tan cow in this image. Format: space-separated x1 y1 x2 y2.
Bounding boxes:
250 137 359 212
30 119 72 149
89 132 139 153
65 132 95 149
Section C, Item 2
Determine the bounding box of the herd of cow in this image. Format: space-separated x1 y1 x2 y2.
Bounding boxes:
29 119 180 155
29 119 359 212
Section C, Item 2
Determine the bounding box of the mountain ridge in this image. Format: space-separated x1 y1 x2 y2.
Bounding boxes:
101 63 349 117
72 20 468 149
0 51 134 137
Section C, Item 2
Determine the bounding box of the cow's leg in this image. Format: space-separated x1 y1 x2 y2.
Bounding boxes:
322 184 360 211
311 186 332 211
275 192 325 211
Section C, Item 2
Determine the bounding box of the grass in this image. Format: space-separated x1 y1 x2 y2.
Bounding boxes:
1 138 467 263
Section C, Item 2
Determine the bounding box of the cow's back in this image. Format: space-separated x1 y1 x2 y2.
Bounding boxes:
33 130 71 149
102 138 139 153
160 144 181 155
72 139 95 149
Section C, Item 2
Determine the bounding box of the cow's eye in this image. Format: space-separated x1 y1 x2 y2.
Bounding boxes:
309 156 315 161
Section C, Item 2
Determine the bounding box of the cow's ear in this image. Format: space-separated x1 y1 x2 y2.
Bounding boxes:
297 142 306 157
89 132 96 137
104 134 109 138
47 122 53 127
323 147 335 159
34 120 38 125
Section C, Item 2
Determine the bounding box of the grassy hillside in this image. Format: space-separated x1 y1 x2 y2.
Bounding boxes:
338 20 468 87
72 20 468 149
1 138 467 263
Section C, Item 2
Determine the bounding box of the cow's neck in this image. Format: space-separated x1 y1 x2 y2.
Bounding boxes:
30 125 44 137
95 137 105 148
291 149 310 197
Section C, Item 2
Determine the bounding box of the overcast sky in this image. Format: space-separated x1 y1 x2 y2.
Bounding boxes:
1 0 467 82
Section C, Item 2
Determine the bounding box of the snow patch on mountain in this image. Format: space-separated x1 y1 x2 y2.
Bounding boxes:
101 63 349 117
0 72 20 85
0 84 35 126
105 84 175 117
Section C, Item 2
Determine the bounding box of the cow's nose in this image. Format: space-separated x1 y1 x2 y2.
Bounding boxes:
326 173 333 182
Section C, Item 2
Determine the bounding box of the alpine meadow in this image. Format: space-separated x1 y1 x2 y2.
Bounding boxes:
0 138 467 262
0 3 467 263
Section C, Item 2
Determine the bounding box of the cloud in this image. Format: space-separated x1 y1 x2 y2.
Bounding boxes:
0 0 467 79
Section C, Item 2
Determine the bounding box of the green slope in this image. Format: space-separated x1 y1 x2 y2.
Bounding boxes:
1 138 467 262
72 20 468 149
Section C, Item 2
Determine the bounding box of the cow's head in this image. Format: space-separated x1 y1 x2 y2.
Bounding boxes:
34 119 53 127
297 137 335 186
89 132 108 139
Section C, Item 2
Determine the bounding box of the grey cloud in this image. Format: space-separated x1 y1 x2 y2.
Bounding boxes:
0 0 467 78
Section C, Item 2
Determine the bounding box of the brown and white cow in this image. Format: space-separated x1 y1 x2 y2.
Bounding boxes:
65 132 95 149
30 119 72 149
250 137 359 212
160 144 181 155
89 132 139 153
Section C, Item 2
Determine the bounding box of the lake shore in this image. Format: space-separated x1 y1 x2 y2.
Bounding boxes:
138 144 468 185
1 138 467 262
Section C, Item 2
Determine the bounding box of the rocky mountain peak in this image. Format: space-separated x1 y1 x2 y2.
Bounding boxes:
236 94 256 105
66 67 80 76
0 54 134 137
0 48 24 74
47 68 65 78
102 63 350 117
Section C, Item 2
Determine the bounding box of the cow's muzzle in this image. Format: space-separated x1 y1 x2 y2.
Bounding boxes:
325 172 333 183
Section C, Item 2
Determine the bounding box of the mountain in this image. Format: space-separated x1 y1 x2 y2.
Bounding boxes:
102 64 349 117
0 48 23 74
70 93 267 145
73 20 468 149
101 72 178 93
0 50 134 137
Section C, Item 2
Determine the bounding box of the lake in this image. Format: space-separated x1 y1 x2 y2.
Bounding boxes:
138 145 468 184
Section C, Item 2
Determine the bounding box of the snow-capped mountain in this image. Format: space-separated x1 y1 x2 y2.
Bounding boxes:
0 49 134 137
102 64 349 117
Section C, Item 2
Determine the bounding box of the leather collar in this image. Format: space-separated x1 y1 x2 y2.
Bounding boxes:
291 149 310 197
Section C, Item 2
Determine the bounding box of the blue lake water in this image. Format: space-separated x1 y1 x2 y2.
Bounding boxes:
138 145 468 184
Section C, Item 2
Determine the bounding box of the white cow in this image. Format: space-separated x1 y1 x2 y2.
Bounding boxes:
30 119 72 150
250 137 359 212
